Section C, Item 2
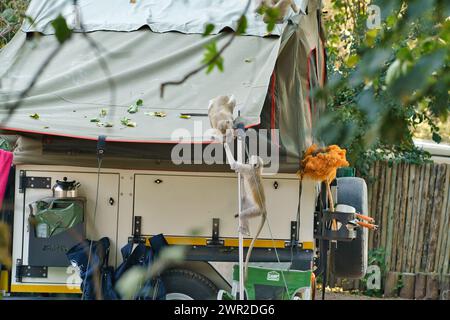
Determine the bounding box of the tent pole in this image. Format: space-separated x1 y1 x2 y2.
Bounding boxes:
237 128 245 300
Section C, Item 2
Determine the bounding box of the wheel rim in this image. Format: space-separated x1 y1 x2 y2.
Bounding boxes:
166 293 194 300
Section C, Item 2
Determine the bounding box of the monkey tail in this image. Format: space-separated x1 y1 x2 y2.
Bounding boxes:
244 210 267 279
228 94 236 107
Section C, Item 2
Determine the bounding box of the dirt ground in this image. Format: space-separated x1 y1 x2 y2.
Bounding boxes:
319 291 404 300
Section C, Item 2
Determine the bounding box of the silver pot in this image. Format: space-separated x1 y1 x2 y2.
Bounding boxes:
52 177 80 198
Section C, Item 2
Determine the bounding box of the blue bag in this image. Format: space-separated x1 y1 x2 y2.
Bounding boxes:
67 237 119 300
115 242 166 300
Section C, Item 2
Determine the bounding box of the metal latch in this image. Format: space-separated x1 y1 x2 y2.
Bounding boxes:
133 216 142 238
15 259 48 282
19 171 51 193
207 218 223 246
128 216 146 244
285 221 299 248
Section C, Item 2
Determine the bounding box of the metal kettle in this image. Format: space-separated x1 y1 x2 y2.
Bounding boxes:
52 177 80 198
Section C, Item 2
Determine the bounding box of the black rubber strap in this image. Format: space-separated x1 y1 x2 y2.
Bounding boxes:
97 135 106 159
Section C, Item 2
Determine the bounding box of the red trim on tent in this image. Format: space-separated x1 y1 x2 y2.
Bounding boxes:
321 41 327 87
269 72 280 147
270 72 276 130
306 48 316 129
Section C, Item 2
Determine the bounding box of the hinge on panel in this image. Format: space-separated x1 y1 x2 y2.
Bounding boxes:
15 259 48 282
19 171 51 193
207 218 223 246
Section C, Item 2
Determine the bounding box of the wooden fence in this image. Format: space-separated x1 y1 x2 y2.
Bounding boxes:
367 161 449 277
328 161 450 299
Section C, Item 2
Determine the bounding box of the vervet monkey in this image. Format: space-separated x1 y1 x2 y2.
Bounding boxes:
224 145 267 278
256 0 299 23
208 95 236 139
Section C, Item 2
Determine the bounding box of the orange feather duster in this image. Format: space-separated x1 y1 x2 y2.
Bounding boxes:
297 144 349 183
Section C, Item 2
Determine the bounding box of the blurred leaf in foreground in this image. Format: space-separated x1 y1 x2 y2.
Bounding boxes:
0 223 11 269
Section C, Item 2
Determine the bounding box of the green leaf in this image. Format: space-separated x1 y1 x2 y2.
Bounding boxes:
115 266 147 300
2 8 18 24
90 118 100 123
97 122 113 128
346 55 360 68
262 7 281 33
100 108 108 117
145 111 166 117
266 21 275 33
203 23 215 37
432 132 442 143
216 57 224 72
385 59 410 86
127 105 138 114
121 117 137 127
29 113 40 120
128 99 143 113
202 41 224 74
236 16 247 35
389 49 446 100
51 15 72 44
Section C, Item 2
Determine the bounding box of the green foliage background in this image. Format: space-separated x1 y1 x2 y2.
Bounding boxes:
321 0 449 176
0 0 29 48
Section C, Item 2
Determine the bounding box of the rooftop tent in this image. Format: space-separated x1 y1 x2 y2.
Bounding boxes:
0 0 326 171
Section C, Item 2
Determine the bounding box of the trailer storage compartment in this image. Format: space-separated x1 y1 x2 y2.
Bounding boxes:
11 166 120 292
133 173 316 242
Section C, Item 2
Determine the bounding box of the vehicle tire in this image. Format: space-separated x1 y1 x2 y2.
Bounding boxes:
162 268 219 300
331 177 369 279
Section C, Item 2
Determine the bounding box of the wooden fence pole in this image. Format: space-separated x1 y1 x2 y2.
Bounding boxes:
391 163 404 271
384 271 400 298
414 272 428 300
395 162 410 271
426 164 447 273
402 165 415 272
399 273 415 299
385 162 398 272
375 161 386 248
422 165 438 272
440 274 450 300
415 164 431 273
436 166 450 275
381 163 392 249
407 165 422 273
425 273 440 300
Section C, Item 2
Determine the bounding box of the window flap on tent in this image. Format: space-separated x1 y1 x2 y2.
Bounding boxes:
0 29 282 143
23 0 308 37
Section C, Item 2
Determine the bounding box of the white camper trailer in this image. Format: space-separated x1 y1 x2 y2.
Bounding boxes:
0 0 368 299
